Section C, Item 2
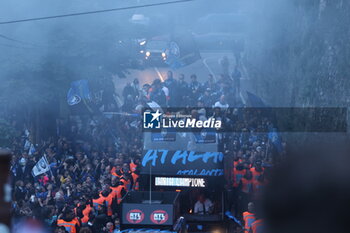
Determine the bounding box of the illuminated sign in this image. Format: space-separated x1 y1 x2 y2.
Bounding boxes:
155 177 206 187
126 209 145 224
150 210 169 224
122 203 173 225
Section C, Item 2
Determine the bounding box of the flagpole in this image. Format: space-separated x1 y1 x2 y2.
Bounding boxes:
149 163 152 204
44 154 54 180
265 138 270 161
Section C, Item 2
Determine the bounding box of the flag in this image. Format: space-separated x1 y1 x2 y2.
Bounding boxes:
67 80 91 106
225 211 243 228
11 165 17 177
130 120 139 128
165 33 201 69
246 91 267 107
28 143 36 155
24 139 31 151
147 101 162 112
32 156 50 177
24 129 30 137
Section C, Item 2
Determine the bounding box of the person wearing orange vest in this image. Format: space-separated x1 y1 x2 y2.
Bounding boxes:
131 169 140 191
80 204 92 224
57 210 79 233
120 176 129 190
231 163 247 216
100 189 115 217
120 173 132 191
243 202 256 233
239 170 254 215
250 160 264 182
129 159 139 173
240 170 253 194
243 161 252 169
249 218 264 233
121 163 132 190
92 191 106 211
72 217 80 228
253 174 266 200
233 163 246 188
110 165 122 178
110 179 126 204
110 179 127 219
75 198 93 224
233 157 243 168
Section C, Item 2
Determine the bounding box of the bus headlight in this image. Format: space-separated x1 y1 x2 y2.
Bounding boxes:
146 51 151 57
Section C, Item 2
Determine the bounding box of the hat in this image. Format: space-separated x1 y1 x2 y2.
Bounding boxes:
19 158 26 165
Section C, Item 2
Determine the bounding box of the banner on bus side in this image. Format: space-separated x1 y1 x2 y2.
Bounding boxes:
141 149 224 177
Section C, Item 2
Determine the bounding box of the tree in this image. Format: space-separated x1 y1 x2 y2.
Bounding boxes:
244 0 350 107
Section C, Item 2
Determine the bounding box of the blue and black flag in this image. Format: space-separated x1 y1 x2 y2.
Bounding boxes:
166 33 201 69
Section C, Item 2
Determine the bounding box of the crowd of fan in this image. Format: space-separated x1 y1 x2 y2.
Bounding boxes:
11 112 143 233
120 69 242 112
10 69 282 233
